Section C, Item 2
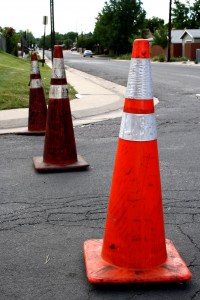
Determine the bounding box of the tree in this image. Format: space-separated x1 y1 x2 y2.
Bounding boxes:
37 34 51 49
171 0 200 29
64 32 78 43
93 0 146 54
77 32 94 50
172 0 190 29
63 32 78 49
145 17 165 34
152 27 168 49
0 27 19 55
190 0 200 28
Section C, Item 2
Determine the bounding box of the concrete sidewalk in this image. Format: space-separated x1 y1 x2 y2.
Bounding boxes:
0 56 126 135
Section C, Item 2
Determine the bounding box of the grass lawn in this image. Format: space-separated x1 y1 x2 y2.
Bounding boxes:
0 50 76 110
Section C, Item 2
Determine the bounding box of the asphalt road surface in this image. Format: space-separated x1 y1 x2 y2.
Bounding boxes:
46 50 200 105
61 50 200 99
0 52 200 299
0 115 200 299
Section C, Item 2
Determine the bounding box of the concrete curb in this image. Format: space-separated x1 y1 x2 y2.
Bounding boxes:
0 55 125 135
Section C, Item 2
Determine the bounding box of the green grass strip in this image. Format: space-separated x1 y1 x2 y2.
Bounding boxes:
0 50 76 110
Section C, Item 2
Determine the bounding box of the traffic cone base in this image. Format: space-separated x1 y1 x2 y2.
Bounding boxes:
84 239 192 284
16 130 45 136
32 154 89 172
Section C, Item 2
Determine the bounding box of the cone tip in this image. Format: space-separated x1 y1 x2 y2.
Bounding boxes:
53 45 63 58
132 39 150 59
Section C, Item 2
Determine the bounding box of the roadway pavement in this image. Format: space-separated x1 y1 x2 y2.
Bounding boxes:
0 56 199 299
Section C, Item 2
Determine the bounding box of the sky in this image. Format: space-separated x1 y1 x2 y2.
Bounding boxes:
0 0 193 38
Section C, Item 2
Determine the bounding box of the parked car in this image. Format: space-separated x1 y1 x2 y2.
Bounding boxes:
71 47 77 51
83 50 93 57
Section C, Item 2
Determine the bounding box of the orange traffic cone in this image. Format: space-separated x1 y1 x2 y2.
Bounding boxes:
33 45 89 172
17 52 47 135
84 39 192 284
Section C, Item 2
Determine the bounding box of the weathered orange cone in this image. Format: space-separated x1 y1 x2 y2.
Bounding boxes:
84 39 192 284
17 52 47 135
33 45 89 172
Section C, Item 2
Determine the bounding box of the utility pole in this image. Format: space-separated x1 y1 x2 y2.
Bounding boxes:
50 0 55 62
167 0 172 62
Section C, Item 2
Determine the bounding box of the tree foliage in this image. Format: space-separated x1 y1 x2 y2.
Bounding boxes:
63 32 78 49
93 0 146 54
77 32 94 50
0 27 36 55
152 28 168 49
37 31 78 49
0 27 19 55
145 17 165 34
172 0 190 29
190 0 200 28
172 0 200 29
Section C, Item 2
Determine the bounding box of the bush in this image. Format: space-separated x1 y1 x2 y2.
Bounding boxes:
158 54 166 62
152 54 166 62
152 56 159 62
170 56 187 62
117 53 131 60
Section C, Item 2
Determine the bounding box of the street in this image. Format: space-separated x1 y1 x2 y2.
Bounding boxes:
0 118 200 299
0 53 200 299
60 50 200 97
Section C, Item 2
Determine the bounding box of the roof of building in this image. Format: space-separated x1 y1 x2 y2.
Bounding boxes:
170 29 200 43
171 30 184 43
147 29 200 44
180 29 200 39
179 29 200 39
